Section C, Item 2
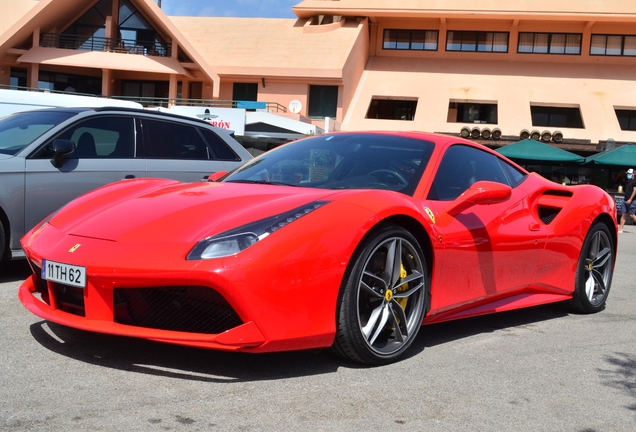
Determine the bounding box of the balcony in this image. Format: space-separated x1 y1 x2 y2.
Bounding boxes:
39 33 171 57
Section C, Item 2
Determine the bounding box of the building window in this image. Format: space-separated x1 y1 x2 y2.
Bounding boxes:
308 85 338 118
615 109 636 131
591 35 636 56
518 33 582 55
531 105 584 128
446 31 508 52
448 102 498 124
366 98 418 121
383 29 438 51
233 83 258 101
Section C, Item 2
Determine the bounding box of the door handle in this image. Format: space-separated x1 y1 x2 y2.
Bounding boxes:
529 223 540 231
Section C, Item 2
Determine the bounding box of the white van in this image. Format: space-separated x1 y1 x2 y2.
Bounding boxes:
0 89 142 118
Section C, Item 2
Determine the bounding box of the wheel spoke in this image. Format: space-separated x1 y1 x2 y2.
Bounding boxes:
591 269 607 296
368 305 390 346
381 239 403 288
390 300 408 342
396 270 424 287
363 270 387 289
590 232 601 258
360 279 384 299
361 303 384 339
592 247 611 269
393 281 424 299
585 272 595 301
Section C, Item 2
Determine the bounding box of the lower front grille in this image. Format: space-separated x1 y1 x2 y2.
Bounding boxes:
52 283 86 316
113 286 243 334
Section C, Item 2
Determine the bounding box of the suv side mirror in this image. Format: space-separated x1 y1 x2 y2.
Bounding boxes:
50 139 75 168
444 181 512 216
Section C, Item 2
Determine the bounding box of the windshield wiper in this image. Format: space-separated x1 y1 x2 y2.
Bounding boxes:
225 179 301 187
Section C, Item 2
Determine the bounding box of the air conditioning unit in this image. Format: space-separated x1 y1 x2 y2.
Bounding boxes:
470 127 481 138
460 126 471 138
491 128 502 140
520 129 530 140
481 128 491 139
530 130 541 140
541 130 552 142
552 131 563 143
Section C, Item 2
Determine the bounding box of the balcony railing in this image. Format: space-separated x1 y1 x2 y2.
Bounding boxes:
0 85 287 113
39 33 171 57
112 96 287 113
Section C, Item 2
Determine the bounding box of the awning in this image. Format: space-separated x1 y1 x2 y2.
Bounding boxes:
496 139 585 165
584 144 636 168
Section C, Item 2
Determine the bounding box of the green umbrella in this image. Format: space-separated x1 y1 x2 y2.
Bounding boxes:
496 139 585 165
584 144 636 168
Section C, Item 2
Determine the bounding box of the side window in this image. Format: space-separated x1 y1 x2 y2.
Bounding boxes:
144 119 209 160
42 116 135 159
198 128 240 161
428 145 511 201
497 158 526 187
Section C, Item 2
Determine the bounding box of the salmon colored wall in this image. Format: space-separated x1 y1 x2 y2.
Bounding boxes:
340 19 369 122
342 56 636 146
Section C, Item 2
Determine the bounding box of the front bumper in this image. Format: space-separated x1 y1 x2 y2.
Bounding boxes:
19 275 267 350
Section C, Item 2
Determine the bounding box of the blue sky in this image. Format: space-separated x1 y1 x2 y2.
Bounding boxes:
156 0 299 18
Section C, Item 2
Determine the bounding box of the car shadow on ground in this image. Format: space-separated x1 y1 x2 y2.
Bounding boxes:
28 302 571 382
0 260 32 283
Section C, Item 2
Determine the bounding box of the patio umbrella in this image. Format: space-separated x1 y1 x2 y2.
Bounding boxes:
496 139 585 165
584 144 636 168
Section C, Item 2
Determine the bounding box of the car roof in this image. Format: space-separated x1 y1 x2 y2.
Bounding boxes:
13 106 216 126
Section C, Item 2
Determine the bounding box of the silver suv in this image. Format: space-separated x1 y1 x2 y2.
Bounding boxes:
0 107 252 263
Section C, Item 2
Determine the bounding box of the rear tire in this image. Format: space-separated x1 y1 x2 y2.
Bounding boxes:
331 224 428 365
568 222 614 313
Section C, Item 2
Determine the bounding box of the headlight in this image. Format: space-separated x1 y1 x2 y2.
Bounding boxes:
187 200 330 260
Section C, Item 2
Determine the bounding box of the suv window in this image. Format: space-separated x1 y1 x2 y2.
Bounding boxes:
199 128 240 161
428 144 525 201
0 110 76 156
144 119 210 160
36 116 136 159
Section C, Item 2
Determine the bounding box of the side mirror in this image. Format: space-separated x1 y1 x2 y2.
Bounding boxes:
49 139 75 168
208 171 228 182
444 181 512 216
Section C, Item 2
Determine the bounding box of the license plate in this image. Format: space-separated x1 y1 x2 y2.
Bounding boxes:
42 259 86 288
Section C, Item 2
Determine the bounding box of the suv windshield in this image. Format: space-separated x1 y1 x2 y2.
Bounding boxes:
0 110 77 155
225 133 435 196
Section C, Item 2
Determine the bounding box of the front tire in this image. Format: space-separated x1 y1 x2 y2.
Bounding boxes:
332 224 428 365
0 219 6 265
568 222 614 313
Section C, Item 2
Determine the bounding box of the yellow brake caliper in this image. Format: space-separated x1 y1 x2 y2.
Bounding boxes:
396 263 409 310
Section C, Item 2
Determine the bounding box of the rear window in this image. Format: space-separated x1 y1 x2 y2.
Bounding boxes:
0 110 76 155
199 128 240 161
144 119 210 160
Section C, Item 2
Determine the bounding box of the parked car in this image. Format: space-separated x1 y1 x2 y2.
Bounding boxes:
18 132 617 364
0 106 252 263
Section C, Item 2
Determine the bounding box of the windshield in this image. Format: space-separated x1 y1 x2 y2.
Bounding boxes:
0 110 76 155
225 133 435 196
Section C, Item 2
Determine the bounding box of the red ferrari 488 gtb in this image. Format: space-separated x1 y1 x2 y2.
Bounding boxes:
19 132 617 364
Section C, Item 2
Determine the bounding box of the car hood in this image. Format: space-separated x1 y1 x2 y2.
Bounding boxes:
48 179 338 243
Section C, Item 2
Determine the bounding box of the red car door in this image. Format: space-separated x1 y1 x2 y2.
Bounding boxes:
423 144 547 313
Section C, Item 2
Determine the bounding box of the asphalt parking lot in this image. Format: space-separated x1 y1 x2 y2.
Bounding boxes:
1 231 635 431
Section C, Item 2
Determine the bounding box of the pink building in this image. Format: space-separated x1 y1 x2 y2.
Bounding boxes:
1 0 636 153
